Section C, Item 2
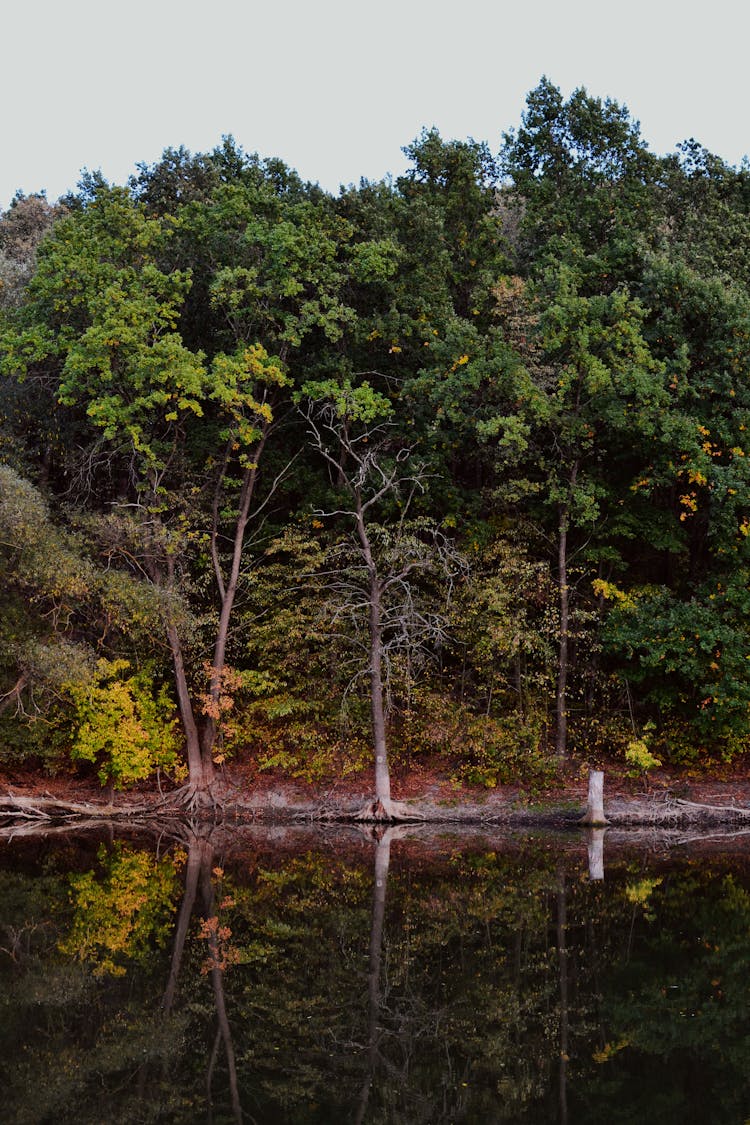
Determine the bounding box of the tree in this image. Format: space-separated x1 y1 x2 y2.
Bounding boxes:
303 380 464 818
0 192 60 310
1 184 295 801
475 268 666 755
500 77 662 287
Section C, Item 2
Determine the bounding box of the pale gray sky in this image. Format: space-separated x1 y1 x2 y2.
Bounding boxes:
2 0 749 209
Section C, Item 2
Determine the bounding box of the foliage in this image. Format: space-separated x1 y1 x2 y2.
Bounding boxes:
66 659 182 787
59 843 182 976
449 533 558 715
415 691 555 787
5 85 750 782
603 579 750 757
624 736 662 777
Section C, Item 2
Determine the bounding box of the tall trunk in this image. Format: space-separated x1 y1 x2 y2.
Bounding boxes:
203 445 265 759
369 577 391 805
556 502 570 758
356 502 391 807
157 549 214 792
167 622 214 790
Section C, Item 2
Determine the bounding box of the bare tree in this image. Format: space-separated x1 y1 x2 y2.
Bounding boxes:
303 384 465 820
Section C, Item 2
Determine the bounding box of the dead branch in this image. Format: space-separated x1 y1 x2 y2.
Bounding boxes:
0 792 171 823
673 798 750 816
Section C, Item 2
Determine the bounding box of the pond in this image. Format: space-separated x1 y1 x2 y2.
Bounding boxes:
1 823 749 1124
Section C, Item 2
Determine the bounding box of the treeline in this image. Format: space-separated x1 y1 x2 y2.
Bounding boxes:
3 78 750 798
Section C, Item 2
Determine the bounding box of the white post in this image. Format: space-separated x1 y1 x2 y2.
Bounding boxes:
580 769 607 826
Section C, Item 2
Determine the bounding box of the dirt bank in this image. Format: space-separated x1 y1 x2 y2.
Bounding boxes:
1 758 749 829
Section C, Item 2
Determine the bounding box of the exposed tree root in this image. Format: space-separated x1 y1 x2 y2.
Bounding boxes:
162 780 223 818
354 797 424 823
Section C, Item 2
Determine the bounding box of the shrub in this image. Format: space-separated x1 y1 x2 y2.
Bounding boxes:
67 659 182 788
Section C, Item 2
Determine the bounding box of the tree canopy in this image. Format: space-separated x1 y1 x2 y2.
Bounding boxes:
4 83 750 796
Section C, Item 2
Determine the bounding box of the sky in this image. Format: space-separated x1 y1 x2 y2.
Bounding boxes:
2 0 750 209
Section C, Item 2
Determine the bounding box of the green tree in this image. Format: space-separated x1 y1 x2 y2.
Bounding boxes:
0 464 174 769
500 77 662 287
1 184 295 798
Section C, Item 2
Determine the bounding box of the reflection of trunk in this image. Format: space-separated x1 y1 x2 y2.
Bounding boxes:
586 829 605 881
161 832 243 1123
355 828 393 1125
586 906 607 1062
199 854 243 1124
557 869 569 1125
162 839 203 1016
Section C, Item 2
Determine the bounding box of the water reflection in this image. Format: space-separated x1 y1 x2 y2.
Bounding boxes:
355 825 417 1125
1 826 750 1123
162 829 243 1122
587 828 606 881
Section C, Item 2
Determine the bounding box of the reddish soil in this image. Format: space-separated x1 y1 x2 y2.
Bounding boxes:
2 752 750 821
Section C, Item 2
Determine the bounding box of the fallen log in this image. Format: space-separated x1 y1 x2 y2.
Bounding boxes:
0 793 164 822
673 798 750 817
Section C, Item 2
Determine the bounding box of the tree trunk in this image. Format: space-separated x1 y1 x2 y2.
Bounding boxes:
369 575 391 807
203 449 265 759
354 505 403 821
166 623 214 792
158 550 215 797
556 503 570 758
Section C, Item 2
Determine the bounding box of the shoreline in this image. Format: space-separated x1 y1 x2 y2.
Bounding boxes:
2 777 750 831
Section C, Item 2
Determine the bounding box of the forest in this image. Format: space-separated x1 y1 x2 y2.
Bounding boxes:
3 78 750 812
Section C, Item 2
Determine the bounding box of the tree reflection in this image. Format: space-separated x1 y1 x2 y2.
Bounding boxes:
557 867 569 1125
3 830 750 1122
162 826 243 1123
51 826 245 1121
587 829 605 881
355 825 399 1125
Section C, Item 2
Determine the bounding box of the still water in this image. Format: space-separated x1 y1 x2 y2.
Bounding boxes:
1 823 749 1124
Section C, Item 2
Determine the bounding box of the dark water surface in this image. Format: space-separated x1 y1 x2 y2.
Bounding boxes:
1 823 749 1124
